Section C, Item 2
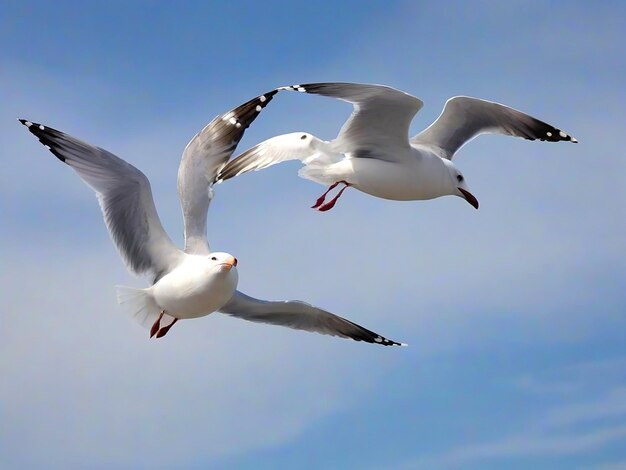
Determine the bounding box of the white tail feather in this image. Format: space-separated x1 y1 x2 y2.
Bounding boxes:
116 285 162 329
298 164 336 185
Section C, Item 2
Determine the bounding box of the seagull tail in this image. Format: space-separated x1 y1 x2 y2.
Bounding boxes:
298 162 342 186
115 285 162 329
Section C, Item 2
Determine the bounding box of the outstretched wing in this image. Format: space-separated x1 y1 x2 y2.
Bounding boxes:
411 96 577 160
220 290 405 346
177 90 278 254
280 82 423 156
216 132 327 182
19 119 183 281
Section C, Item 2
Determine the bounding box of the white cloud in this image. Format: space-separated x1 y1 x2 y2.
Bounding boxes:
543 387 626 429
412 370 626 468
0 246 403 468
594 460 626 470
513 374 580 395
422 425 626 466
513 357 626 396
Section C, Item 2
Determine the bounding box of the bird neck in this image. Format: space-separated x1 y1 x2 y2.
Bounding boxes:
413 150 455 196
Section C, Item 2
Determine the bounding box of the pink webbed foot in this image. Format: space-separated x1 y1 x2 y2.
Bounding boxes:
155 318 179 339
311 182 340 209
150 311 165 338
317 182 351 212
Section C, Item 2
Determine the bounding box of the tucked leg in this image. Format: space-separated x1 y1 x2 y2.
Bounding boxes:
155 318 179 338
150 310 165 338
318 182 351 212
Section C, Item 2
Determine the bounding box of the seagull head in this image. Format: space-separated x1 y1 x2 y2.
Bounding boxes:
208 252 239 272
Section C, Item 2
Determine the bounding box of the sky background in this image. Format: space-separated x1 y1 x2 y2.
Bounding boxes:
1 1 625 468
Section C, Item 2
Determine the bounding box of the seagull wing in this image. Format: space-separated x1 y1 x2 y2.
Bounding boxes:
177 90 278 254
281 82 424 158
220 290 405 346
411 96 577 160
216 132 327 182
19 119 183 282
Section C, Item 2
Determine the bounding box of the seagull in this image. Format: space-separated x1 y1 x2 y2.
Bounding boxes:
217 82 577 211
19 93 404 346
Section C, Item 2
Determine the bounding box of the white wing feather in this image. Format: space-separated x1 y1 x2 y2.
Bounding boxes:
19 119 183 281
217 132 328 181
177 90 279 254
280 82 424 156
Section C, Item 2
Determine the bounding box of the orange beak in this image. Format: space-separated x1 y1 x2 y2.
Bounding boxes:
222 256 238 268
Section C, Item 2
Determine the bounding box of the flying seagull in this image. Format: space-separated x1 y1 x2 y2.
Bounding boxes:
19 93 404 346
217 82 577 211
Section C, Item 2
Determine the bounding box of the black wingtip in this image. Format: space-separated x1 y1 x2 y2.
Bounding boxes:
535 126 578 144
371 335 406 347
335 316 408 347
208 89 279 144
276 84 309 93
18 119 67 162
18 118 45 133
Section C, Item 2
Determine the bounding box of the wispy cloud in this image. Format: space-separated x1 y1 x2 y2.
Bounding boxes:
513 356 626 397
593 459 626 470
543 387 626 429
414 363 626 468
418 425 626 467
513 374 580 395
0 247 402 468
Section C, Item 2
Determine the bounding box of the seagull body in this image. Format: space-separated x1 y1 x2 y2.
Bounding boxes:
20 91 403 346
218 82 577 211
302 147 455 200
149 254 239 319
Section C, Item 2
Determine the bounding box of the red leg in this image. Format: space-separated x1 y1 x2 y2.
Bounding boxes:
150 310 165 338
311 182 340 209
318 183 351 212
156 318 179 338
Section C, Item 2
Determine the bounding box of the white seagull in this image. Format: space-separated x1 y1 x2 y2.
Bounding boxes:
217 82 577 211
19 93 404 346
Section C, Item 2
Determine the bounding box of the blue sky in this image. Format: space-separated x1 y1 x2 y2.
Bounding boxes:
1 1 625 468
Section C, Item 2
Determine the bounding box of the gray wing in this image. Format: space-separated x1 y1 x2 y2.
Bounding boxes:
216 132 327 182
411 96 578 160
220 290 405 346
178 90 278 254
19 119 183 281
280 82 424 158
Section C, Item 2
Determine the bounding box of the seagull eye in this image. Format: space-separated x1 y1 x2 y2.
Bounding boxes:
457 175 464 182
211 256 217 261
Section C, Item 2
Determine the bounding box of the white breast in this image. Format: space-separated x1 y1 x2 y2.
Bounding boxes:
151 256 238 319
349 149 451 201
